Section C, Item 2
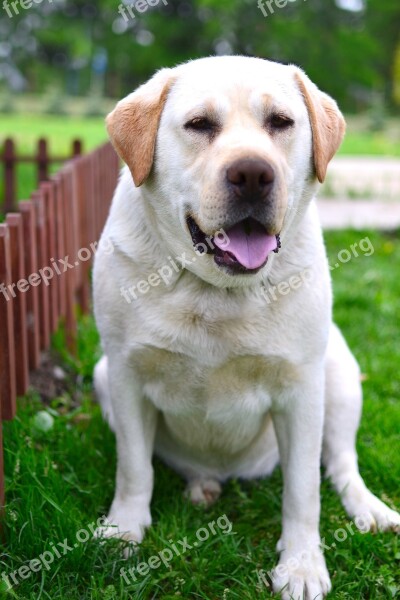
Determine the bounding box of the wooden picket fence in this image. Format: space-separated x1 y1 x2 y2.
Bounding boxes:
1 138 83 213
0 141 120 507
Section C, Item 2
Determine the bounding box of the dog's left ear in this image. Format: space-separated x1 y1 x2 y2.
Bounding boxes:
294 70 346 183
106 68 175 187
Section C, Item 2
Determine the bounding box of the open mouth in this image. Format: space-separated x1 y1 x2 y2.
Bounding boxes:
187 215 281 275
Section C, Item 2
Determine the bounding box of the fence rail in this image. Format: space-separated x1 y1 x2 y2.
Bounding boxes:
1 138 82 213
0 141 120 507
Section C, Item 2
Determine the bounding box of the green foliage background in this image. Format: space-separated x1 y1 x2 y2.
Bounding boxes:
1 0 400 111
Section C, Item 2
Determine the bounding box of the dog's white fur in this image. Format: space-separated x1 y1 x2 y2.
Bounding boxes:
93 56 399 599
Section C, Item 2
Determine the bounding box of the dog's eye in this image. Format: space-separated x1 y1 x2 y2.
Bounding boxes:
184 117 217 133
269 114 295 130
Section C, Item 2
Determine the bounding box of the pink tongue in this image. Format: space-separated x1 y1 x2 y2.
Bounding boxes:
214 220 277 270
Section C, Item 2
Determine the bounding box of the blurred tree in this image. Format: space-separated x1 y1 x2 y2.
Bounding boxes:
0 0 398 112
394 43 400 106
364 0 400 104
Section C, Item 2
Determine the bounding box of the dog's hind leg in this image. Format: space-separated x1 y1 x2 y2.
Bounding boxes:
323 323 400 532
94 355 116 432
185 479 222 507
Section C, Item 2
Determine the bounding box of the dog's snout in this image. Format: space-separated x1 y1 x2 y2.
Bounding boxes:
226 158 275 200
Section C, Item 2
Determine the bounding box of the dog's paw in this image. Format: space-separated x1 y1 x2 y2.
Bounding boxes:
93 500 152 557
185 478 222 507
271 547 331 600
351 493 400 534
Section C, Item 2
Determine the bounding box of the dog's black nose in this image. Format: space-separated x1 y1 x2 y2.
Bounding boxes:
226 158 275 200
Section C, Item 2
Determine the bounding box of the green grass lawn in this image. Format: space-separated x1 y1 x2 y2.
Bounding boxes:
338 116 400 157
339 131 400 157
0 115 108 209
1 230 400 600
0 115 107 154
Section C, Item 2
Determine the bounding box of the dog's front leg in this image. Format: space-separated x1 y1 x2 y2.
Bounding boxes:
271 367 331 600
96 356 157 547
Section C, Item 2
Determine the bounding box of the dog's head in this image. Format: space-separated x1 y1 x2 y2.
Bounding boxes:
107 56 345 287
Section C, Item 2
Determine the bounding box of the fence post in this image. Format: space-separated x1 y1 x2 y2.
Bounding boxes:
5 214 29 397
41 181 59 333
19 202 41 371
0 225 17 420
37 138 49 185
60 168 77 353
0 412 3 509
72 140 82 158
32 189 50 351
3 139 16 213
52 175 67 319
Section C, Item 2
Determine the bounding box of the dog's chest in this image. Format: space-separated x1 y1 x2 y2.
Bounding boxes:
131 282 305 420
129 281 307 452
132 310 298 420
137 346 268 410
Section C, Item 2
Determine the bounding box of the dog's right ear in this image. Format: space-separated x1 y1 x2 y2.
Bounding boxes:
106 68 175 187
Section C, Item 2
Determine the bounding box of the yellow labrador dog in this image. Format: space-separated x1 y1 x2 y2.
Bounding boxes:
93 56 399 599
